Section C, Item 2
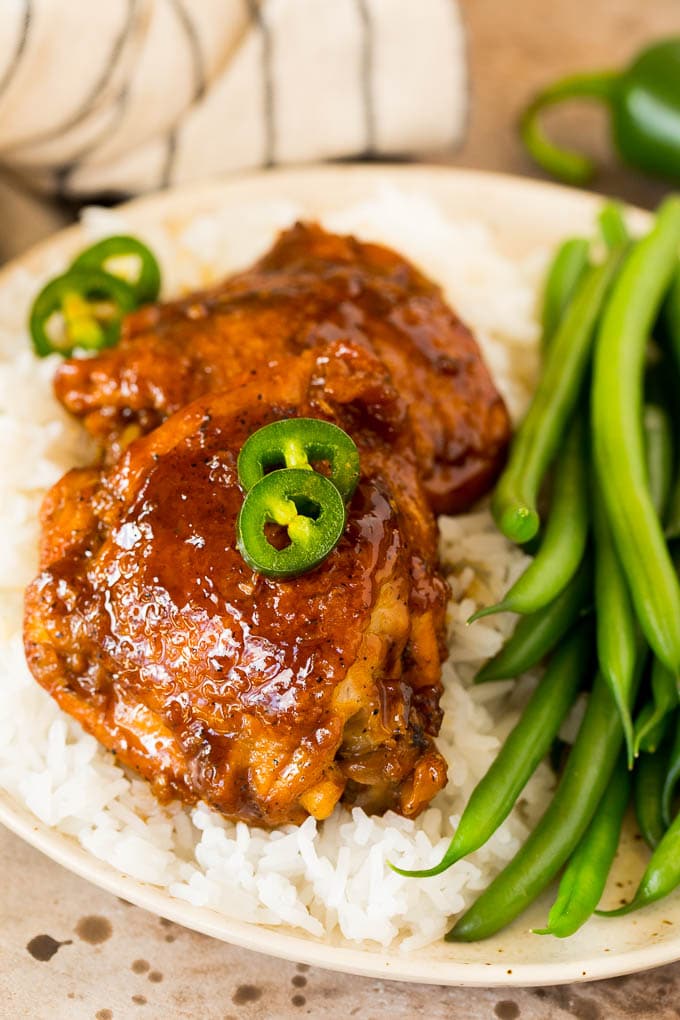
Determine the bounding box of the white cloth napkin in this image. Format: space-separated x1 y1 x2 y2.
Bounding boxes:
0 0 467 199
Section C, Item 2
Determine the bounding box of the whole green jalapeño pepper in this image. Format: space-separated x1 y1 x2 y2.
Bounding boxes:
520 38 680 187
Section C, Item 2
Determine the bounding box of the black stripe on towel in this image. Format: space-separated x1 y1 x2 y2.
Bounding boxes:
53 0 151 198
168 0 207 101
0 0 32 103
160 129 178 189
356 0 376 155
54 83 133 200
12 0 137 150
58 0 137 133
246 0 275 167
160 0 208 187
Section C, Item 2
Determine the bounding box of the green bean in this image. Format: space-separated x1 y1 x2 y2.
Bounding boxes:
447 666 640 942
634 744 668 849
598 202 630 250
591 196 680 677
534 754 631 938
624 403 676 756
599 802 680 917
663 272 680 539
662 402 680 543
644 404 674 521
540 238 590 348
492 247 626 544
474 559 591 684
392 625 589 879
634 657 678 758
637 705 672 755
662 711 680 828
471 416 588 621
593 482 637 765
631 405 677 751
593 402 671 764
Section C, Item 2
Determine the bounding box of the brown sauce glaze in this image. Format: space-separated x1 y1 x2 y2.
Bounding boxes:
25 344 448 827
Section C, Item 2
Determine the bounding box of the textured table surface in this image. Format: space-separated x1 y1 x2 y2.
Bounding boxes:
3 1 680 1017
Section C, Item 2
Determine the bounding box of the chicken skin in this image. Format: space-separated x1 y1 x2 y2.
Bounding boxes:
25 344 448 827
54 223 510 514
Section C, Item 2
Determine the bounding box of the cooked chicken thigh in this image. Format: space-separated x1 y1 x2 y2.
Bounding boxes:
54 223 510 514
25 344 448 826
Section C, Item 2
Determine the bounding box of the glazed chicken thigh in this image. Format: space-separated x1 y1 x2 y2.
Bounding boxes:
54 223 510 514
25 345 448 826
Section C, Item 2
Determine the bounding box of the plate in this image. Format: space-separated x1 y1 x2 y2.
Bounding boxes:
0 164 673 987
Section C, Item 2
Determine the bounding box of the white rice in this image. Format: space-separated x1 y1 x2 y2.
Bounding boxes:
0 186 557 951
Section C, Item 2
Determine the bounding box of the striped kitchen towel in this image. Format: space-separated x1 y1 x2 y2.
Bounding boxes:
0 0 467 199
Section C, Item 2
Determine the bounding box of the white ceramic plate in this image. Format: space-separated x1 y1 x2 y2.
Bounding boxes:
0 165 675 987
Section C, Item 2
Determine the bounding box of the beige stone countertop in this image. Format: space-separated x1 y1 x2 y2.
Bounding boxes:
3 1 680 1017
2 828 679 1019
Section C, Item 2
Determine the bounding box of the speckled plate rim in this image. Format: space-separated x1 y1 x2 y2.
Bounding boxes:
1 164 676 988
